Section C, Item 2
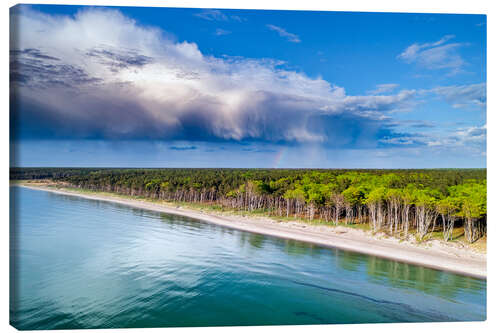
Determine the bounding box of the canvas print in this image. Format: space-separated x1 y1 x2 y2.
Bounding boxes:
9 4 486 330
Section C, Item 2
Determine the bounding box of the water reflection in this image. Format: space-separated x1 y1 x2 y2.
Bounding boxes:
337 250 363 272
238 233 266 250
45 188 487 302
365 256 483 299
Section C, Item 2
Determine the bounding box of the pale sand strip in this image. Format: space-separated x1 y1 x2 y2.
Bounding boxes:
16 184 486 279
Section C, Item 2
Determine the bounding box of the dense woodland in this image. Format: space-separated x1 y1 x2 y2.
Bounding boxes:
11 168 487 243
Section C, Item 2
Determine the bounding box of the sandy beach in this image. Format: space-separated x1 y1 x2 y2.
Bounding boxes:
16 184 486 279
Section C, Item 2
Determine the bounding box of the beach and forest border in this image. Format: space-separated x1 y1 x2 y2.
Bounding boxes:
11 181 486 279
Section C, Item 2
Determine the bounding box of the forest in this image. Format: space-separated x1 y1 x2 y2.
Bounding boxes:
11 168 487 243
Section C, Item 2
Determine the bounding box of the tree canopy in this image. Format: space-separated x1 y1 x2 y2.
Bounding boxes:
12 167 487 243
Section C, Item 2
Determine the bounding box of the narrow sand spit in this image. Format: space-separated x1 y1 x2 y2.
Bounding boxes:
16 184 486 279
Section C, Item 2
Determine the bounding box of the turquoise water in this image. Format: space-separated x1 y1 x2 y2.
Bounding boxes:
10 187 486 329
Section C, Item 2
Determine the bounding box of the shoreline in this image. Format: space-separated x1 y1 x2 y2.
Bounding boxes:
14 184 486 279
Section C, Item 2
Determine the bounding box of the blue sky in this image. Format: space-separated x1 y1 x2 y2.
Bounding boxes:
10 5 486 167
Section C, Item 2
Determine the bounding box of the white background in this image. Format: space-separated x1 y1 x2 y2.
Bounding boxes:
2 1 498 332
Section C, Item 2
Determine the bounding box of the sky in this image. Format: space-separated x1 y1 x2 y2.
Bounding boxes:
9 4 486 168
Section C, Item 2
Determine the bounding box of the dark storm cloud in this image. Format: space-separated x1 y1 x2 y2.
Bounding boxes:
85 47 153 72
10 91 165 141
10 48 102 88
392 120 436 129
10 48 60 61
409 123 435 129
242 147 277 153
169 146 197 151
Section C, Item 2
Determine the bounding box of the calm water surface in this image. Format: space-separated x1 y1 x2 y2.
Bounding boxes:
10 187 486 329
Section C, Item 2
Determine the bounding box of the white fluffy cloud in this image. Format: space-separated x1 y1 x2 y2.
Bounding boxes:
266 24 301 43
425 124 486 153
215 28 231 36
368 83 400 95
428 83 486 109
11 7 423 145
194 9 243 22
382 124 486 156
398 35 466 75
